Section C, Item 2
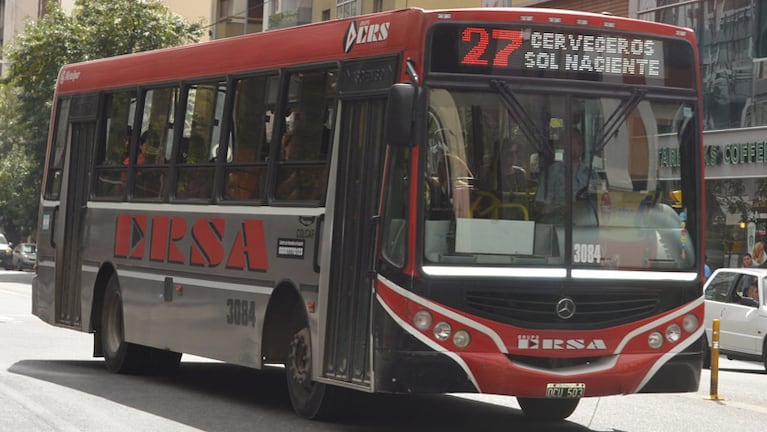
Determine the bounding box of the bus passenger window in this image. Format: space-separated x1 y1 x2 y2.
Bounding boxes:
133 87 177 200
222 74 277 202
273 68 336 202
175 81 226 201
94 91 136 200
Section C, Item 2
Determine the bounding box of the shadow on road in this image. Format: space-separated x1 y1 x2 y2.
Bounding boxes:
9 359 599 432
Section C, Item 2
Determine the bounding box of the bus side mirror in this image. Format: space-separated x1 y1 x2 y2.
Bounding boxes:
384 83 416 148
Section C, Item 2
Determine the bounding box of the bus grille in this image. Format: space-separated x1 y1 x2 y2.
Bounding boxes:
465 290 660 329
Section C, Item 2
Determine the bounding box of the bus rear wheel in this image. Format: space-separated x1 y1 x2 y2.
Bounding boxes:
286 323 340 419
100 274 146 374
517 397 580 421
100 274 182 375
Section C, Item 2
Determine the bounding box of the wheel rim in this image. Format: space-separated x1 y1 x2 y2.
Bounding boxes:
288 327 312 392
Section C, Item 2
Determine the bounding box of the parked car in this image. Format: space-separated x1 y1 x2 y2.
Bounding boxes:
12 242 36 271
703 267 767 370
0 233 12 270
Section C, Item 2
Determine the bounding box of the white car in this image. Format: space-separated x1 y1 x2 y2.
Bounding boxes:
703 267 767 370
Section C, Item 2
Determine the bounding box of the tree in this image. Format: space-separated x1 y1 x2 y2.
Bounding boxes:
0 0 202 243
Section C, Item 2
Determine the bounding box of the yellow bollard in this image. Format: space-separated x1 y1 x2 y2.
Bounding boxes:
708 318 724 400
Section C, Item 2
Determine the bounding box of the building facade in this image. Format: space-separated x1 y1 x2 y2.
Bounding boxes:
630 1 767 269
518 0 630 16
0 0 212 76
0 0 50 76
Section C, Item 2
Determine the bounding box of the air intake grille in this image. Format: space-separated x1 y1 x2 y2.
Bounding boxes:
465 290 660 328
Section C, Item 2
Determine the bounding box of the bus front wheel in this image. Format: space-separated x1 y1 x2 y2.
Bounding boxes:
286 323 340 419
517 397 580 421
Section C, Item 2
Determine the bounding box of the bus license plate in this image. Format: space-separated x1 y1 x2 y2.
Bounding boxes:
545 383 585 399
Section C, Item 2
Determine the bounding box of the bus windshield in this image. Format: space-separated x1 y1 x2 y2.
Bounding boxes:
422 86 696 270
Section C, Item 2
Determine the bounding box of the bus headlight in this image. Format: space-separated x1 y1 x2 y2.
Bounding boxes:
413 310 433 331
682 313 698 333
434 321 452 341
452 330 471 349
665 324 682 343
648 331 664 349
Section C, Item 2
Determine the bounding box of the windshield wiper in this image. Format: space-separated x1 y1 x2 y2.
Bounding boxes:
490 79 550 158
594 88 647 153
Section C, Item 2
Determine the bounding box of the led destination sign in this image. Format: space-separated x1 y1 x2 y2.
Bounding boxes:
429 24 695 89
524 31 659 76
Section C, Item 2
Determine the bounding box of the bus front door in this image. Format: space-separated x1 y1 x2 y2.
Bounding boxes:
321 98 387 389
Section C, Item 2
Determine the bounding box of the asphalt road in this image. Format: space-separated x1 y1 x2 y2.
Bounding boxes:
2 271 766 431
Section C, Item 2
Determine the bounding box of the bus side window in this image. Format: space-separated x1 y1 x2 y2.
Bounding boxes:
134 87 178 200
381 145 410 267
274 68 336 202
175 81 226 201
223 74 277 201
94 91 136 200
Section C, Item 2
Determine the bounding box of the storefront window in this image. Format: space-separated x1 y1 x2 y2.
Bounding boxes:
639 1 758 130
707 178 767 268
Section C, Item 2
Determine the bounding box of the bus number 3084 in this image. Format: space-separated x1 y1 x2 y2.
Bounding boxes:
226 299 256 327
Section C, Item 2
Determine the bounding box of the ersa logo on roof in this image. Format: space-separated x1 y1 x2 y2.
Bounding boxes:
59 70 81 85
344 20 390 53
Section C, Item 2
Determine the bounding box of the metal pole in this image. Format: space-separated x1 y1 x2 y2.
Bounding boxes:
708 318 724 400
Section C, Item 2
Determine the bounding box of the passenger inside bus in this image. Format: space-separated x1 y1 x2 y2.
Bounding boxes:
535 128 599 221
132 131 165 198
119 129 146 190
122 129 146 166
498 139 527 194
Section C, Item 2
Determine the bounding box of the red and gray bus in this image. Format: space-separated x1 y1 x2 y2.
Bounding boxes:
32 7 706 421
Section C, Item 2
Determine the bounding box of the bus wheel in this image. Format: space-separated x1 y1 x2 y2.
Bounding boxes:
286 325 338 419
100 274 145 374
517 397 580 421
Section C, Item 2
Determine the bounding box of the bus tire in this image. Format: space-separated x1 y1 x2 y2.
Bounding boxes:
517 397 580 421
285 323 339 419
100 273 146 374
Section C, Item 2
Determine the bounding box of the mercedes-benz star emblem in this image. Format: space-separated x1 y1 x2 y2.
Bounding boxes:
555 297 576 320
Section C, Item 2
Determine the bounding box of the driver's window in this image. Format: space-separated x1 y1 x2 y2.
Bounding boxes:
733 275 758 306
425 111 452 220
424 89 473 220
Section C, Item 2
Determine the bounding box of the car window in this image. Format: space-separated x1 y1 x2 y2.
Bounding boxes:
704 271 737 302
732 275 756 302
0 234 7 244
